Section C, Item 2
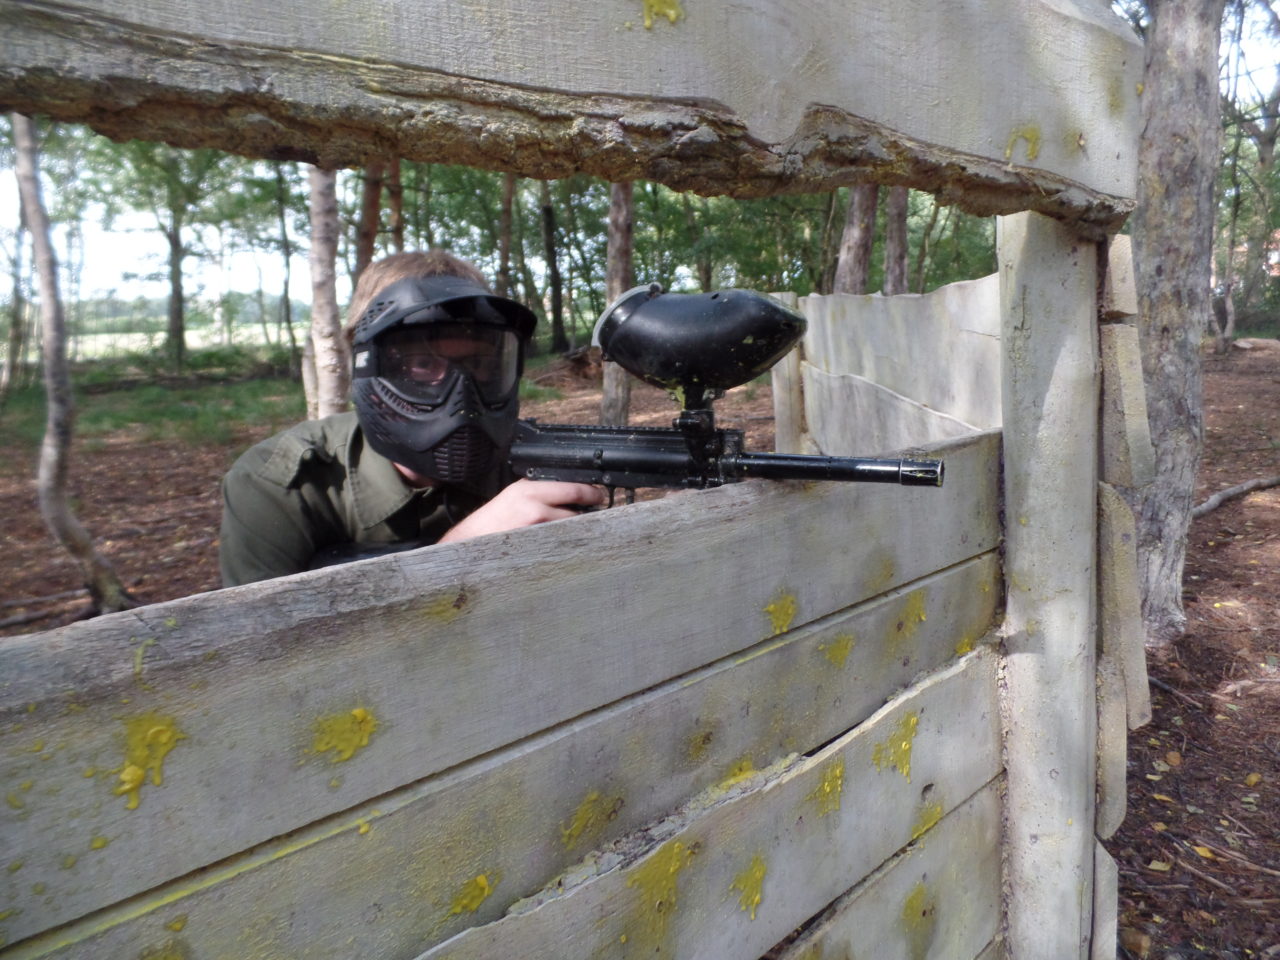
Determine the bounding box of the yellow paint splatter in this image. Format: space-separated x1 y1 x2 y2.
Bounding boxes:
132 637 158 683
32 882 45 895
640 0 685 28
625 840 693 946
1004 124 1042 163
82 767 97 778
715 756 757 793
893 590 928 644
449 874 495 916
423 588 469 623
62 854 78 869
911 800 943 840
7 860 22 873
730 854 767 920
114 713 186 810
166 914 188 932
819 634 856 667
560 790 622 850
764 592 797 636
138 940 190 960
0 909 12 921
312 707 378 763
954 633 976 656
688 727 715 763
806 757 844 816
5 793 23 811
873 712 919 782
901 881 938 959
90 836 110 850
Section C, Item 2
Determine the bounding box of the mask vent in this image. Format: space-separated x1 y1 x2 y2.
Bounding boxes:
431 425 494 483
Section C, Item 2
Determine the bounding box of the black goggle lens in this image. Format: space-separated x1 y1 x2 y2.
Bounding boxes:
378 324 519 403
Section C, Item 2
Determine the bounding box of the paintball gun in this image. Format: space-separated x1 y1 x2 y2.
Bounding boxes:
509 284 944 499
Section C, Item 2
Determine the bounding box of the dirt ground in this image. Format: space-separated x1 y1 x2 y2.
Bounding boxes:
1 350 1277 957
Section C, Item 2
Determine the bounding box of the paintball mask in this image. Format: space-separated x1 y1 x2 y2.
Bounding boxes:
351 275 537 487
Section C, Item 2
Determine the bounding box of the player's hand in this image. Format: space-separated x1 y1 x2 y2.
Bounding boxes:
438 479 608 544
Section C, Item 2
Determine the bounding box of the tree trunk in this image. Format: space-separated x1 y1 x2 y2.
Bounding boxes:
1129 0 1225 652
273 163 300 376
601 181 635 427
165 218 185 373
540 180 568 354
354 161 386 284
386 159 405 254
818 189 843 294
307 166 349 419
2 211 26 403
832 183 879 294
912 199 943 293
496 173 516 298
11 113 134 614
882 185 909 295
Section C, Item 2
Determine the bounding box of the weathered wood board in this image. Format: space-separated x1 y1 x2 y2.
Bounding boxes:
802 277 1003 431
1 0 1139 226
773 780 1002 960
0 431 999 948
1098 482 1153 729
412 651 1001 960
1099 323 1156 489
998 212 1100 958
803 363 980 458
5 558 999 959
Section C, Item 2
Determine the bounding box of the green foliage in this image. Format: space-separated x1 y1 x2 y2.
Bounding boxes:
518 380 565 404
1 373 306 449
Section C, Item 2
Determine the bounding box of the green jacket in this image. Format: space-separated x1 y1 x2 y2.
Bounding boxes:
219 413 486 587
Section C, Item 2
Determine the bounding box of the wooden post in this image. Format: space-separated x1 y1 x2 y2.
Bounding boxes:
998 212 1100 960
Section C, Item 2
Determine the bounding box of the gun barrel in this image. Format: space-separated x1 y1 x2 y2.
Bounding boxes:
727 453 944 487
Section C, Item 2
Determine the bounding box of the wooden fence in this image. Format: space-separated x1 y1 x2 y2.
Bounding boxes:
1 1 1149 956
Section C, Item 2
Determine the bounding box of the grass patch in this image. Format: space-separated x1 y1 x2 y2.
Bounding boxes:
3 369 561 452
1 377 307 450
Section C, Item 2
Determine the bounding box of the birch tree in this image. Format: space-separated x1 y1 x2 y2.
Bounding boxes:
11 113 133 614
306 166 349 419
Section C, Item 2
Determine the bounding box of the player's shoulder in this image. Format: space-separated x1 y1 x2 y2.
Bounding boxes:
229 413 359 489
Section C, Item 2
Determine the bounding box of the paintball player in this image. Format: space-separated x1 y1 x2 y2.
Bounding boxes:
218 250 606 586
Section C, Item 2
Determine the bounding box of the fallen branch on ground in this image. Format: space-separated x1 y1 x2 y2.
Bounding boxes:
1192 475 1280 518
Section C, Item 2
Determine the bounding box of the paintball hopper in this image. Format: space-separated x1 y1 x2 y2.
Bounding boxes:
593 284 806 408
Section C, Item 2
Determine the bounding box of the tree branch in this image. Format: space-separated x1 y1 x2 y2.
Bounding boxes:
1191 475 1280 518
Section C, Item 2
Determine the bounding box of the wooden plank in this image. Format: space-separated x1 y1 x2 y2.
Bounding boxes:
998 212 1100 959
0 432 1000 947
1095 654 1128 840
6 558 1000 959
414 651 1001 960
1098 482 1153 728
1102 235 1139 319
768 293 812 455
803 363 979 457
1091 842 1120 960
772 780 1002 960
0 0 1139 222
801 277 1002 432
1099 324 1156 488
